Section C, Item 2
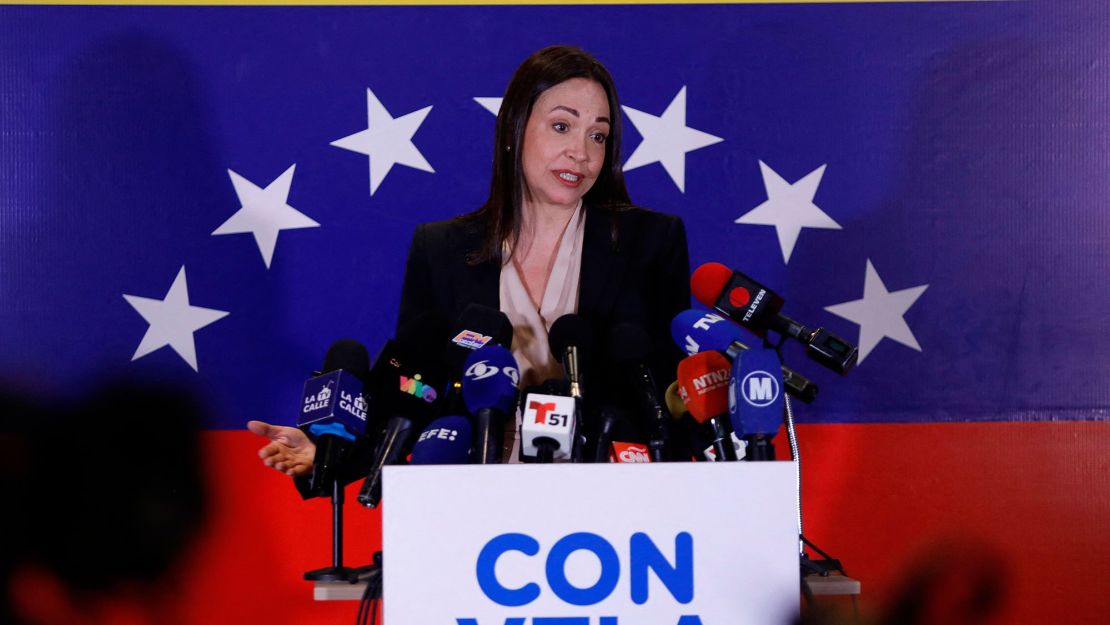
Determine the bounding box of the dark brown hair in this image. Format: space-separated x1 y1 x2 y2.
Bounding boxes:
465 45 632 264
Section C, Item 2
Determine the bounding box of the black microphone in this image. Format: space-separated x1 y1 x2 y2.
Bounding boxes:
592 406 631 463
298 340 371 496
549 314 593 401
357 321 447 508
606 323 673 462
549 315 595 462
441 304 515 414
691 262 858 375
446 304 514 360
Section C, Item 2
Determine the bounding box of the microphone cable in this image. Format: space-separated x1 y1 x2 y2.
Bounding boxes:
355 552 383 625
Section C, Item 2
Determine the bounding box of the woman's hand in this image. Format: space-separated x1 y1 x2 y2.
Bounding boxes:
247 420 315 478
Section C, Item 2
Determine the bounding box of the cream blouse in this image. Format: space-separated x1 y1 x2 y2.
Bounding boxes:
498 200 586 461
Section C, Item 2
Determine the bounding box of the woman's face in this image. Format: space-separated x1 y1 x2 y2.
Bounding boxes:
520 78 610 212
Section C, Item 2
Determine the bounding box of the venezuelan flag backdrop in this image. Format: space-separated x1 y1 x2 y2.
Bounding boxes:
2 1 1108 623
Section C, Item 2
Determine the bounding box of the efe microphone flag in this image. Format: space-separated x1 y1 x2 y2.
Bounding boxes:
410 415 473 465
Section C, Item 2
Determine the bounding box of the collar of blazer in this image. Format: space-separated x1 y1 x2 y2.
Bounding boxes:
457 204 629 322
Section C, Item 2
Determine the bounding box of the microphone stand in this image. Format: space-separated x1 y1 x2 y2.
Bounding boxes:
637 363 671 462
304 479 378 583
785 392 844 576
771 343 847 586
759 337 843 586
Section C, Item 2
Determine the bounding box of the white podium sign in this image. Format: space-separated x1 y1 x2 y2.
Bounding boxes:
382 463 799 625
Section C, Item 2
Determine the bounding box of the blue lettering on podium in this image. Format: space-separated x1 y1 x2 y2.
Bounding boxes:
476 534 541 607
545 533 620 606
630 532 694 605
473 532 698 617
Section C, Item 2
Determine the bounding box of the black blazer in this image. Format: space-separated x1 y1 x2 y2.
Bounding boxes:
398 205 691 422
297 206 692 496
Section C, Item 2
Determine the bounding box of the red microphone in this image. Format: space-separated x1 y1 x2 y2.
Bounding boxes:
690 262 785 339
691 262 858 375
676 351 738 461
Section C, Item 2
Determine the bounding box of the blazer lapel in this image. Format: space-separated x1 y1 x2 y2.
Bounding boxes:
579 207 627 320
456 219 501 311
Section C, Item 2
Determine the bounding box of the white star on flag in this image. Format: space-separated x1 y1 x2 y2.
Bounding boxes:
735 161 841 264
331 88 434 196
212 164 319 269
824 260 928 364
474 97 502 116
622 86 723 192
123 266 229 372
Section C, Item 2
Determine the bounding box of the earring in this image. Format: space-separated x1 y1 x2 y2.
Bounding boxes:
504 145 512 152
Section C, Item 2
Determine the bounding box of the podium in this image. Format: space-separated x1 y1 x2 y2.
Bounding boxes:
324 462 799 624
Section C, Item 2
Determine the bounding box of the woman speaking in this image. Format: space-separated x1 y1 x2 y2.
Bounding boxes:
249 45 691 473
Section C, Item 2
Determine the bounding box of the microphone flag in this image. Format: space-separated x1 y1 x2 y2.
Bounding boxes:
410 415 472 465
299 369 368 438
729 348 785 437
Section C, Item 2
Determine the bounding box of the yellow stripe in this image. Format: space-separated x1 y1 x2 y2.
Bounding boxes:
2 0 1012 6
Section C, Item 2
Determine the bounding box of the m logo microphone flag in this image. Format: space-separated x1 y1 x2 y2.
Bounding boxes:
742 371 779 407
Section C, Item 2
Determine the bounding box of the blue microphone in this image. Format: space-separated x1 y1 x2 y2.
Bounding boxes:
729 348 785 461
298 339 370 494
410 416 473 465
461 345 520 464
670 308 817 404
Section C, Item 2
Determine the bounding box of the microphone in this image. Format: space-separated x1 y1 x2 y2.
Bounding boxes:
729 348 785 461
548 314 594 401
449 304 514 352
298 339 371 495
667 378 744 462
410 416 473 465
593 406 629 463
442 305 515 413
676 351 738 461
609 441 653 463
664 380 689 421
664 381 701 462
519 385 577 463
357 332 446 509
607 323 673 462
460 345 520 464
690 262 859 375
671 308 817 403
549 315 595 462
